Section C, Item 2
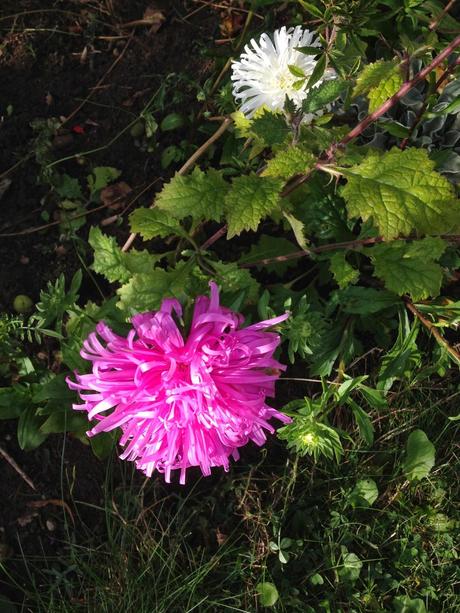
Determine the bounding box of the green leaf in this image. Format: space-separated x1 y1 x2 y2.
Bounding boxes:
160 112 185 132
17 406 47 451
329 251 359 289
40 411 88 434
283 211 309 250
129 208 186 241
32 374 76 404
256 582 279 607
337 286 399 315
338 552 362 584
288 64 305 78
348 478 379 507
251 111 290 147
53 173 83 200
302 78 345 114
0 387 29 419
156 168 229 222
211 261 260 305
117 262 200 314
393 596 427 613
349 400 375 446
262 145 314 181
402 429 435 482
87 166 121 197
341 148 458 239
89 227 159 284
353 60 403 112
240 235 298 274
368 238 447 301
225 174 283 238
296 45 322 56
306 53 327 90
90 432 115 460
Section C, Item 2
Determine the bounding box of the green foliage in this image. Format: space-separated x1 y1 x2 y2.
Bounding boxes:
403 429 436 481
256 582 279 607
155 168 229 222
129 207 186 241
329 251 360 289
281 296 327 362
368 238 447 300
341 148 459 239
262 145 314 180
352 60 403 111
225 174 283 238
251 111 290 146
240 235 298 274
89 227 159 284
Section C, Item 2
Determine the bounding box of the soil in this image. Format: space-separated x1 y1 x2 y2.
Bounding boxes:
0 0 220 309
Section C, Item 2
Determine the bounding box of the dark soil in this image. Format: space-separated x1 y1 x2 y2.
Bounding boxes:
0 0 220 309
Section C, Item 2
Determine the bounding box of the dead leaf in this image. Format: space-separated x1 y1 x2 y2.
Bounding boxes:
143 6 166 33
216 527 228 546
27 498 75 525
17 512 38 527
100 181 132 209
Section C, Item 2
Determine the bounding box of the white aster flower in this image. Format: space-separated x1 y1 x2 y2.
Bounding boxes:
231 26 333 120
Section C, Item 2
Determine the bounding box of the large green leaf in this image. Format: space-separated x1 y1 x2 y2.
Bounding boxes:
368 237 447 301
341 148 458 239
353 60 403 111
155 168 229 222
225 174 283 238
129 208 186 241
402 429 435 481
89 227 159 284
262 145 314 181
251 111 290 146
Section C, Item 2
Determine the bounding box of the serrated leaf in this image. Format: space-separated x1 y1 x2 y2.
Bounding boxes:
87 166 121 196
368 66 403 112
251 110 290 146
302 78 345 114
402 429 435 481
368 238 447 301
89 227 159 284
262 145 314 181
329 251 359 289
341 148 458 239
353 60 401 98
129 208 186 240
283 211 309 250
225 174 283 238
337 286 399 315
211 260 260 304
240 235 298 274
53 173 83 200
117 262 200 314
156 168 229 222
231 110 253 138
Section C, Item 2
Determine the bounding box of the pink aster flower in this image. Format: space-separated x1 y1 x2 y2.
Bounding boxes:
67 282 290 484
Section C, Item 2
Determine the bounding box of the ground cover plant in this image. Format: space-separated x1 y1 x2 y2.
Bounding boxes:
0 0 459 611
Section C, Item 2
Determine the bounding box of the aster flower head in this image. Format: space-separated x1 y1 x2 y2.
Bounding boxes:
67 283 290 484
231 26 333 119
